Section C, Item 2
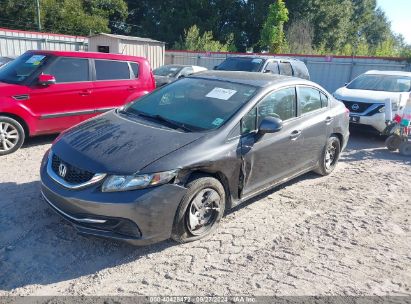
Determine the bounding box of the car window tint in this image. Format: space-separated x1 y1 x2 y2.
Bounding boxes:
241 107 257 134
95 60 130 80
130 62 139 78
299 87 322 114
265 62 279 74
279 62 293 76
320 92 328 107
257 87 297 123
46 57 89 83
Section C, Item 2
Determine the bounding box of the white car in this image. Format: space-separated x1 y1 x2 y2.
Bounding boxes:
333 70 411 132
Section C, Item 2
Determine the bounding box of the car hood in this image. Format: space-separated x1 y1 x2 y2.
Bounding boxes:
0 81 28 96
52 111 205 175
334 87 408 104
154 75 174 86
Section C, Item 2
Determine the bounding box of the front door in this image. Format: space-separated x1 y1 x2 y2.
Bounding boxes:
240 87 305 197
28 57 95 134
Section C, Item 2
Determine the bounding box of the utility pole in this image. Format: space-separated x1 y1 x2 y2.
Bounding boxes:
35 0 41 31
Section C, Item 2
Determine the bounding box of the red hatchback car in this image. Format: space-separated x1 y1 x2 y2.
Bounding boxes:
0 50 155 155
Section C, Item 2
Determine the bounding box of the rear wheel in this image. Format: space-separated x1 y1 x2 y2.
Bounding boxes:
0 116 25 156
314 136 341 176
399 141 411 156
385 134 402 151
172 176 225 243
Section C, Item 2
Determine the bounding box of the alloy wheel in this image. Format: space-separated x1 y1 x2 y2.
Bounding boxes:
0 122 19 152
325 141 338 170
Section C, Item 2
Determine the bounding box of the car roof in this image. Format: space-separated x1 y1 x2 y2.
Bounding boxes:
225 55 304 63
28 50 147 62
365 70 411 77
190 71 310 88
161 64 206 69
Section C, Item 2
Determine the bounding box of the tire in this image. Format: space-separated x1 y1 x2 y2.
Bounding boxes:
399 141 411 156
0 116 25 156
385 134 402 151
314 135 341 176
171 176 226 243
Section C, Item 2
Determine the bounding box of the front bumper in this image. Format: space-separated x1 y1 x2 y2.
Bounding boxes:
40 158 187 246
350 112 387 133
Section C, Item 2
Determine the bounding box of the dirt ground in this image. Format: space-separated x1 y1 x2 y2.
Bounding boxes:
0 130 410 296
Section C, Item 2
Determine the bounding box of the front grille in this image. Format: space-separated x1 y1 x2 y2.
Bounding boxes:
342 100 373 113
51 154 94 184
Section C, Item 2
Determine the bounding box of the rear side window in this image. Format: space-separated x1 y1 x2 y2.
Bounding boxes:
299 87 322 114
279 62 293 76
320 92 329 107
46 57 89 83
95 60 130 81
130 62 139 78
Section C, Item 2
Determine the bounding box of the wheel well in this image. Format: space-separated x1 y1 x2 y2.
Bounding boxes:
0 113 29 138
184 170 232 208
331 133 343 151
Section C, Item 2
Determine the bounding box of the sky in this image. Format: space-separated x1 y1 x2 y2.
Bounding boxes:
377 0 411 44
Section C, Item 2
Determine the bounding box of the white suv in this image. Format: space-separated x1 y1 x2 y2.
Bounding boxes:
334 70 411 132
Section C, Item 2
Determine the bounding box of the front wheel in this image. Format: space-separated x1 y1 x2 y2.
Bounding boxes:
385 134 402 151
0 116 25 156
314 135 341 176
399 141 411 156
171 176 226 243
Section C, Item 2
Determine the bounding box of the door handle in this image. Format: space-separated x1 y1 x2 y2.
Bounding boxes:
325 116 334 124
79 89 92 96
290 130 302 140
127 86 137 91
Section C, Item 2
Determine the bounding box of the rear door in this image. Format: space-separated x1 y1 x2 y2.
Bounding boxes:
27 56 95 134
91 59 138 112
296 86 330 167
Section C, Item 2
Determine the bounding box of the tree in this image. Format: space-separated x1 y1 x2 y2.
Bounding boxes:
0 0 128 36
259 0 289 53
173 25 235 52
286 19 314 54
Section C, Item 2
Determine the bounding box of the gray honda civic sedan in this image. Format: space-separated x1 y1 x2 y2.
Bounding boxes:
40 71 349 245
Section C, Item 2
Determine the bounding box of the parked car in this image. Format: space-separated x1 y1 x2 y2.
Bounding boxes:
153 64 207 87
0 50 155 155
214 56 310 80
40 71 349 246
0 56 14 68
334 70 411 133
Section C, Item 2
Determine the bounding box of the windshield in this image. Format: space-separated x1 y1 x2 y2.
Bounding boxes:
347 74 411 92
215 57 265 72
0 53 49 84
153 65 183 77
124 78 258 131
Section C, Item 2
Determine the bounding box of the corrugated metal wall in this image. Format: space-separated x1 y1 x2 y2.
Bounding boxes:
88 36 120 54
0 28 87 57
118 40 165 69
165 51 411 93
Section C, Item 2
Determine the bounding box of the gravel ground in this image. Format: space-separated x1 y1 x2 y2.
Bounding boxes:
0 130 410 296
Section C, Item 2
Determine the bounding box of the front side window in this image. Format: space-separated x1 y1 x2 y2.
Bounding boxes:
125 78 258 131
299 87 322 114
264 61 279 74
45 57 89 83
347 74 411 92
258 87 297 123
0 53 49 84
279 62 293 76
95 60 130 81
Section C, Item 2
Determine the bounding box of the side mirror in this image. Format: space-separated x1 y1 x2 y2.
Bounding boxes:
263 69 271 73
258 116 283 134
38 74 56 86
178 74 186 79
213 65 218 70
344 82 348 86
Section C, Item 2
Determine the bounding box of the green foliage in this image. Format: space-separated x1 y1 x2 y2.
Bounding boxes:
174 25 236 52
0 0 128 36
259 0 289 53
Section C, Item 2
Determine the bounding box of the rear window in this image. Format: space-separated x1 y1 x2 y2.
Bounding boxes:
95 60 130 81
215 57 265 72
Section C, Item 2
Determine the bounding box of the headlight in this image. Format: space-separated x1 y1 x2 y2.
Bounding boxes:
102 170 177 192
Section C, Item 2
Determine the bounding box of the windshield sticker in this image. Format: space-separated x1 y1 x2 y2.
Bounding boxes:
206 87 237 100
252 59 263 64
212 118 224 126
170 68 178 71
25 55 46 65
